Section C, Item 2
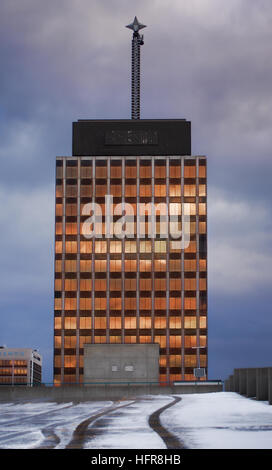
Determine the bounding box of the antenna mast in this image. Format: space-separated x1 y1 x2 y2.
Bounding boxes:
126 16 146 120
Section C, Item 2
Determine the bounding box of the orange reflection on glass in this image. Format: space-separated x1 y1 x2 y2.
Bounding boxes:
184 294 196 308
94 317 106 329
125 335 137 343
64 336 77 348
140 298 152 310
79 298 91 310
184 278 196 290
54 336 61 349
169 336 181 347
184 165 196 178
110 336 122 343
169 316 182 328
155 298 166 310
64 317 77 329
80 279 92 291
124 317 137 329
110 317 122 329
169 165 181 178
94 298 107 310
184 335 197 347
110 298 122 310
154 336 166 348
139 336 152 343
79 336 91 347
54 298 62 310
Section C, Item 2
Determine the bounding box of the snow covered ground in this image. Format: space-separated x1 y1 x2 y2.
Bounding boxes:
0 401 113 449
162 392 272 449
84 396 172 449
0 393 272 449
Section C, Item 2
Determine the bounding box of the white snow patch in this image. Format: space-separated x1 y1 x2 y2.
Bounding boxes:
161 392 272 449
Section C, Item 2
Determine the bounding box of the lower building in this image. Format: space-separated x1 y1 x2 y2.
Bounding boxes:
0 347 42 386
84 343 159 384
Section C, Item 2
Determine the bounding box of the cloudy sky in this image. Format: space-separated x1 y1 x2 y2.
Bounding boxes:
0 0 271 383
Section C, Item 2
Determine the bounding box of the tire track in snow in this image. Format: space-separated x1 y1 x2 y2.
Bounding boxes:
66 400 137 449
148 396 185 449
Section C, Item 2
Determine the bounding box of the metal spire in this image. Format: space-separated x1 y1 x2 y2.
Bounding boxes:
126 17 146 120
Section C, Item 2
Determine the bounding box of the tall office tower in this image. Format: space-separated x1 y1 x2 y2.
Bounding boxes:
53 20 207 385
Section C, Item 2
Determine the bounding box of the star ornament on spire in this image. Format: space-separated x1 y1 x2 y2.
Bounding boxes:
126 16 146 33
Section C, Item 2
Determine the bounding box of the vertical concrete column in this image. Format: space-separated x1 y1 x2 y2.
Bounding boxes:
151 157 155 344
268 368 272 405
106 158 110 343
91 157 95 344
61 158 66 384
238 369 247 395
246 368 257 398
76 158 81 384
233 368 240 393
256 367 269 401
195 157 200 374
166 157 170 384
229 375 234 391
181 157 185 380
224 379 230 391
121 158 125 343
136 157 140 343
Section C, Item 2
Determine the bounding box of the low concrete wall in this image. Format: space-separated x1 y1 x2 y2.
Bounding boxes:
0 382 223 402
225 367 272 403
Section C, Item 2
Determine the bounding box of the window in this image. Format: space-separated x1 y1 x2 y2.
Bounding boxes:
184 165 196 178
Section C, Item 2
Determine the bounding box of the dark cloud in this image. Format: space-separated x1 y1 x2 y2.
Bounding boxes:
0 0 271 382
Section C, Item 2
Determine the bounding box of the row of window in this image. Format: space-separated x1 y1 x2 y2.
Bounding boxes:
55 241 205 255
54 335 206 349
0 377 28 384
55 279 206 290
0 360 27 366
55 259 206 272
54 355 207 368
56 185 206 198
57 165 206 179
54 316 206 329
0 369 27 375
57 204 207 217
54 374 205 385
54 298 205 310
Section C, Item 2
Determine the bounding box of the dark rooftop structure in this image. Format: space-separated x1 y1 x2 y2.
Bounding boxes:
72 119 191 156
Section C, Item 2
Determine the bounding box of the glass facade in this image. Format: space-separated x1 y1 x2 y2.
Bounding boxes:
54 156 207 384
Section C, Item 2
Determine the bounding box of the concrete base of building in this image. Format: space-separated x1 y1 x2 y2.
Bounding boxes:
0 382 223 402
